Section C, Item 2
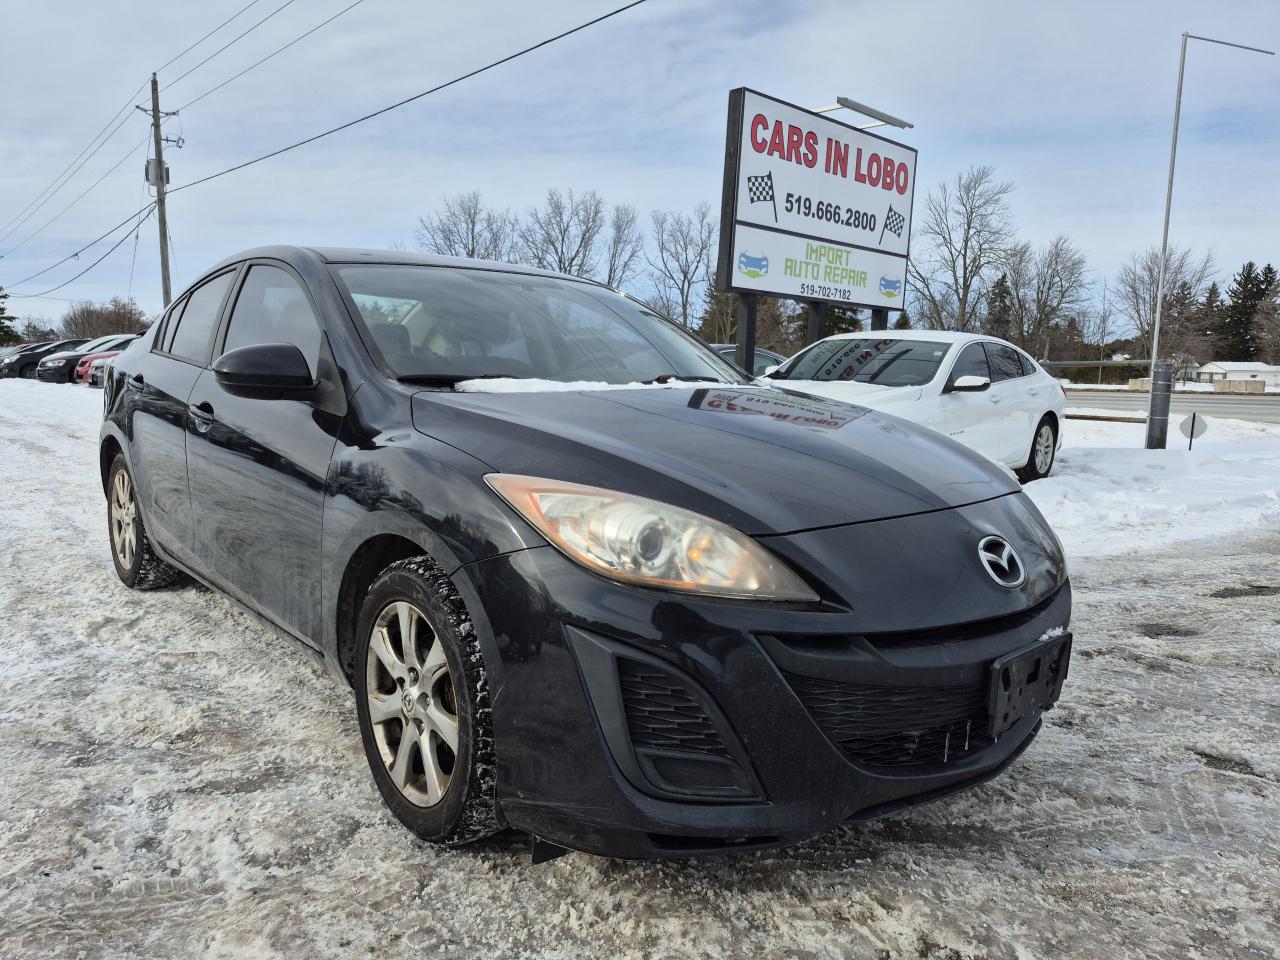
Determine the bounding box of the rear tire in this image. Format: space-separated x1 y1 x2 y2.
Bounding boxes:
107 455 182 589
355 555 499 846
1016 416 1057 483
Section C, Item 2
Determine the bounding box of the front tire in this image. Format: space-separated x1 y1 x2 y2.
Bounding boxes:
1016 416 1057 483
107 455 182 589
355 556 499 846
18 365 36 379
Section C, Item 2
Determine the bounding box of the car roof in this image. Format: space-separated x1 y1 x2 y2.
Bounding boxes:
203 245 595 287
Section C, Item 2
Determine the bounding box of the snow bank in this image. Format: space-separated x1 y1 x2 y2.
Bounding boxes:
1026 415 1280 558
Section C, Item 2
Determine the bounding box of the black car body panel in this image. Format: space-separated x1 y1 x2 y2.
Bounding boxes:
100 246 1072 858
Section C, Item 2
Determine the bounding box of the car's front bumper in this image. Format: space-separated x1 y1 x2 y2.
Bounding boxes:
36 363 74 382
461 492 1072 859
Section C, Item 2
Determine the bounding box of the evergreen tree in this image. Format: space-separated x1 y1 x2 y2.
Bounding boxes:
1218 262 1266 360
0 287 18 346
892 310 913 330
826 305 862 336
1256 273 1280 365
982 274 1013 340
1197 282 1223 340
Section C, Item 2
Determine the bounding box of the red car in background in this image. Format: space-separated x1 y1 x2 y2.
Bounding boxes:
75 350 124 383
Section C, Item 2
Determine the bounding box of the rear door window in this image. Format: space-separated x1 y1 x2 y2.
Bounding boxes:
984 343 1026 382
167 272 235 365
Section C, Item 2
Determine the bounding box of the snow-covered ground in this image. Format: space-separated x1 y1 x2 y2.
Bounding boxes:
1 379 1278 959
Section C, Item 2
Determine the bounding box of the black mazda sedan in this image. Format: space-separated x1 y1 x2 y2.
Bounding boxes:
100 247 1071 859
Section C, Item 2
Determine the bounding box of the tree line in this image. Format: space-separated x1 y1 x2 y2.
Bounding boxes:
0 290 148 347
414 174 1278 371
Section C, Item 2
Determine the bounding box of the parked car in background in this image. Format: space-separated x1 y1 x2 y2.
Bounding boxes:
0 341 44 358
0 339 88 379
37 333 139 383
767 330 1065 482
74 336 141 383
87 356 116 387
101 246 1071 859
712 343 787 377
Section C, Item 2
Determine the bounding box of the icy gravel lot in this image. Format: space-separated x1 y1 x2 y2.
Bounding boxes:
1 380 1278 960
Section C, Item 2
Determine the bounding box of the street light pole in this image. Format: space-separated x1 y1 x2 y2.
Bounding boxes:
1145 32 1274 449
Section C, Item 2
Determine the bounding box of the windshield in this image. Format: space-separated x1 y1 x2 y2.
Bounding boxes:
77 335 121 354
332 265 745 386
777 337 951 387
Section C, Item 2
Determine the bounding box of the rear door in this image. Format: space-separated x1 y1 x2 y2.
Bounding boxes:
185 261 342 641
125 270 237 566
941 341 1002 460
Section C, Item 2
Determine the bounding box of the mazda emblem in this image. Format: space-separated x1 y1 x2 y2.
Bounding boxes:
978 535 1025 588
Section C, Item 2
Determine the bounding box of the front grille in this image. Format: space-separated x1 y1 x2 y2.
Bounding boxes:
618 660 730 758
786 674 994 770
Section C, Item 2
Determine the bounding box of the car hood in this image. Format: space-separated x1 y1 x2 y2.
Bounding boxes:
410 384 1017 536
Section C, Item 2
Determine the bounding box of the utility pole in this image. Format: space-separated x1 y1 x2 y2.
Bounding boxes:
138 73 181 308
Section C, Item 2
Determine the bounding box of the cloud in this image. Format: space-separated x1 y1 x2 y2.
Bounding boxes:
2 0 1276 323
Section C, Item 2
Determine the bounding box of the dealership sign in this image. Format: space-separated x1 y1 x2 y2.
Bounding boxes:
716 88 917 310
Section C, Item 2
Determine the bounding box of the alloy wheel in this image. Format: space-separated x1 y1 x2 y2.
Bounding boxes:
110 469 138 569
1034 424 1055 474
365 600 459 807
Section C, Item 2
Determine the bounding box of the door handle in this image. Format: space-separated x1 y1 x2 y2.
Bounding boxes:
189 401 215 432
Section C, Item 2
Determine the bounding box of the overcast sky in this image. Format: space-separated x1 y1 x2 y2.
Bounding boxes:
2 0 1277 326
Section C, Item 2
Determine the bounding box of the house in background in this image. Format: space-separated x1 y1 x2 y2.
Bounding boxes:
1197 361 1280 387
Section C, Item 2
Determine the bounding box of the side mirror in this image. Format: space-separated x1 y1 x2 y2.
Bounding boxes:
763 364 780 377
947 374 991 393
213 343 314 399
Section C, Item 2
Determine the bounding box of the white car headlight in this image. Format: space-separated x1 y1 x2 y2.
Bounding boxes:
486 474 818 602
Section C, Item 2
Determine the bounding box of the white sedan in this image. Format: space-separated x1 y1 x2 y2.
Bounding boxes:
765 330 1065 481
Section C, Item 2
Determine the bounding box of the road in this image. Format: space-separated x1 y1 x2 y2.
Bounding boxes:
1066 389 1280 424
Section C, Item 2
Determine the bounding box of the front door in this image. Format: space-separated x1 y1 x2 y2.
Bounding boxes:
185 262 342 642
941 342 1001 461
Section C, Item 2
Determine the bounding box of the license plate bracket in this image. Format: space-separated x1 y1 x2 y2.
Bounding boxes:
987 632 1072 738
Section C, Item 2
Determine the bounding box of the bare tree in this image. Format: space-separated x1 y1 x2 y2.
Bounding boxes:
646 203 715 328
414 191 518 262
1004 235 1089 354
1114 245 1214 358
602 204 644 289
518 188 606 278
1080 281 1116 383
60 297 148 339
907 165 1014 331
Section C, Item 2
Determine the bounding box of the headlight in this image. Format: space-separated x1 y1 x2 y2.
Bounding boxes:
486 474 818 601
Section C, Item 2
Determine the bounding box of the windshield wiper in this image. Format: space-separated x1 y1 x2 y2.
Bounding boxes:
396 373 511 387
638 374 723 385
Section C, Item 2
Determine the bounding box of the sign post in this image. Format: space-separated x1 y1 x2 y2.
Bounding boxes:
717 88 917 368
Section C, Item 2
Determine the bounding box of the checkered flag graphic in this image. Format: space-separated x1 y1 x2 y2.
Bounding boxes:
746 171 777 222
879 204 906 245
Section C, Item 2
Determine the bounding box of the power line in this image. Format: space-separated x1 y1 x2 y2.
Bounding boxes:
0 79 148 238
1 133 151 259
172 0 649 195
0 103 145 247
178 0 367 112
3 204 157 289
163 0 301 90
5 0 648 296
155 0 266 74
9 205 156 299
